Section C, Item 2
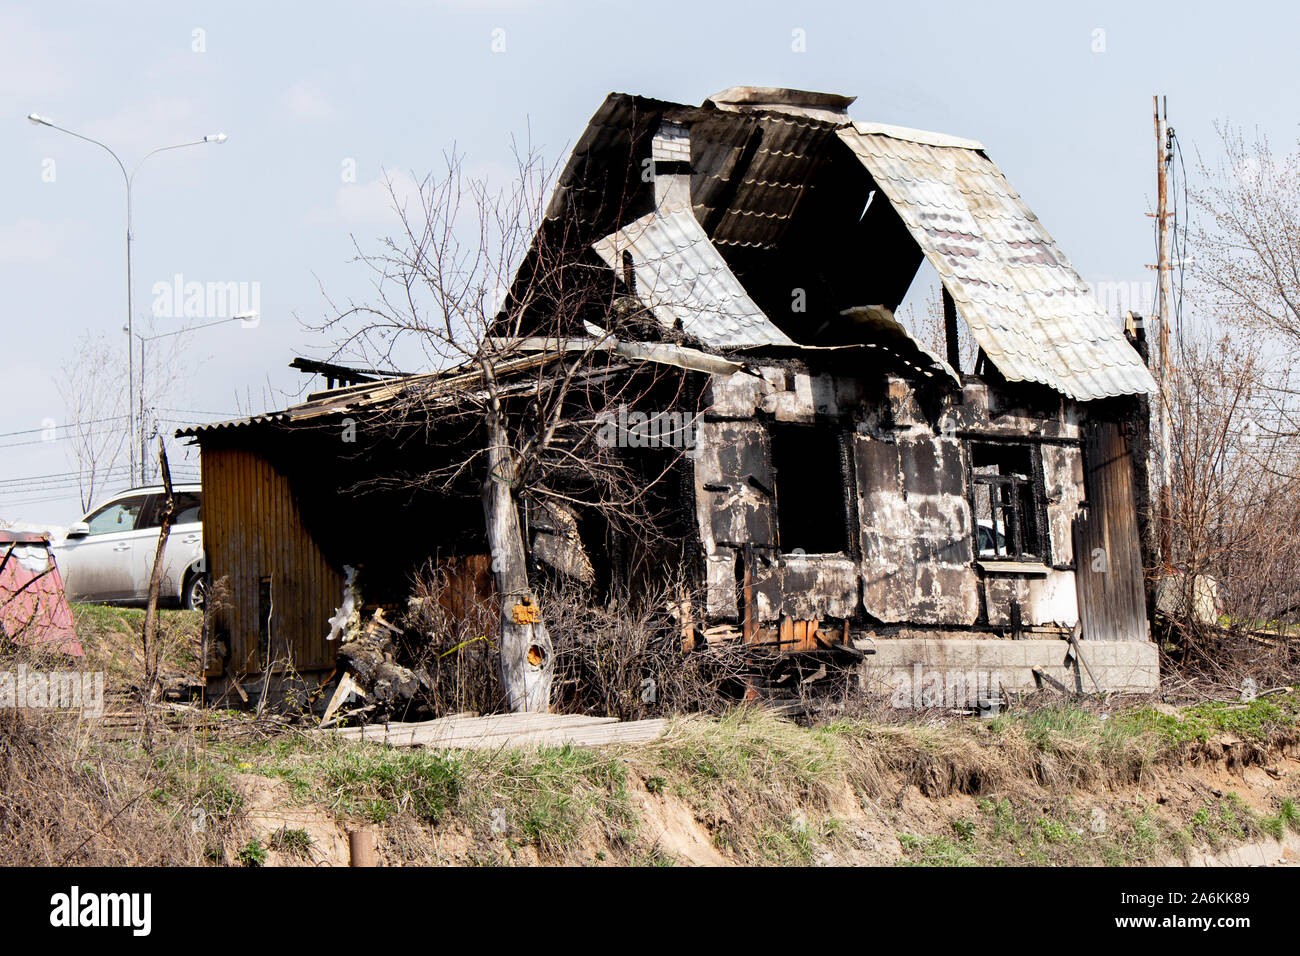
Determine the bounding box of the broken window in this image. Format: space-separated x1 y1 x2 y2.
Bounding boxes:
770 424 850 554
969 443 1047 562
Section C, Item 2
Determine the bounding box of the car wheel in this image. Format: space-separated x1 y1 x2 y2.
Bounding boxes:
183 573 209 611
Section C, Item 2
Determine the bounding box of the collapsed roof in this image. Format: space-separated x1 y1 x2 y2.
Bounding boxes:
184 86 1154 444
535 87 1155 402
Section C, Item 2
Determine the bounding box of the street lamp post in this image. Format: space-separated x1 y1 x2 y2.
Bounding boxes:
26 114 227 486
134 312 255 483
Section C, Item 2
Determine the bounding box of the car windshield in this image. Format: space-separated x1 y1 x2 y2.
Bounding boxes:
85 498 145 535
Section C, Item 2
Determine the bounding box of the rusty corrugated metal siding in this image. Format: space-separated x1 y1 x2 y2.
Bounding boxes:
202 447 341 676
1073 422 1149 641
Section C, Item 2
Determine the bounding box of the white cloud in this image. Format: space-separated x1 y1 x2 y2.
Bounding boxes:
282 80 335 123
1231 153 1271 188
327 170 423 224
0 8 78 99
0 218 85 263
79 97 201 158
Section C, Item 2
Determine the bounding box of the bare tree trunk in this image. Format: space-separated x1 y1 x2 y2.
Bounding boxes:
482 418 552 712
141 438 175 704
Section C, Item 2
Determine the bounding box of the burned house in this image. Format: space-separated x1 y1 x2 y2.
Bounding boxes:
180 87 1159 707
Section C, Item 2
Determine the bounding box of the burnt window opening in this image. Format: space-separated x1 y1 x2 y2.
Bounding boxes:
770 424 850 555
969 443 1048 562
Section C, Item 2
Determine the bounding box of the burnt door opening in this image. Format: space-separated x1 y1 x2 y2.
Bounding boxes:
770 423 850 554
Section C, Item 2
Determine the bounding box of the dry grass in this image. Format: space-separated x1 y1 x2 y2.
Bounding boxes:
2 610 1297 867
0 708 245 866
393 571 753 722
0 611 242 867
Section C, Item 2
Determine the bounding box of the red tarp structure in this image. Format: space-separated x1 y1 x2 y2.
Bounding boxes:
0 531 82 657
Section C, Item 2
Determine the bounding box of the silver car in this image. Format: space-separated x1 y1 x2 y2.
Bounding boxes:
53 484 207 609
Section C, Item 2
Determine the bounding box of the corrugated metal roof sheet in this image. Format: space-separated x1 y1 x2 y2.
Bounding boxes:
591 208 795 348
176 353 599 439
545 92 1152 400
544 92 678 225
836 125 1155 401
176 411 290 437
836 307 960 387
690 110 839 250
542 92 839 252
177 367 474 438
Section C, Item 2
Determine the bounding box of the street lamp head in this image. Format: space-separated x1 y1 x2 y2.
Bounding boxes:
204 133 228 144
27 113 52 126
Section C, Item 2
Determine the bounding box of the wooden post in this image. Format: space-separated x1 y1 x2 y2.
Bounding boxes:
482 419 553 713
1154 94 1174 572
141 437 175 703
741 543 754 644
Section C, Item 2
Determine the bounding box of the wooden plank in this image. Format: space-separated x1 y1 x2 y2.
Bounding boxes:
1074 422 1149 643
320 712 668 752
326 717 597 741
329 712 619 744
236 449 254 672
320 673 365 727
435 720 668 751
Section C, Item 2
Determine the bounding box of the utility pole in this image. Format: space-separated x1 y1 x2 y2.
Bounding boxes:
1153 95 1175 572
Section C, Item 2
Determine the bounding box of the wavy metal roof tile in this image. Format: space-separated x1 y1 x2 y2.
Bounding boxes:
836 124 1154 401
537 91 1153 400
591 208 795 348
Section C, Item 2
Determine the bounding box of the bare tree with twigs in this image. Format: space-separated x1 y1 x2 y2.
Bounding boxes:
1163 326 1300 665
57 332 132 513
1151 122 1300 678
1191 123 1300 351
57 326 189 512
316 144 707 712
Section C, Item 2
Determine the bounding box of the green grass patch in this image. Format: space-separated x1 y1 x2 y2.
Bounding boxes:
317 746 462 824
268 827 313 858
238 839 267 867
1120 693 1299 746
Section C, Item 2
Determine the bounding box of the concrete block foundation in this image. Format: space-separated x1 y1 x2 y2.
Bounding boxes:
859 638 1159 707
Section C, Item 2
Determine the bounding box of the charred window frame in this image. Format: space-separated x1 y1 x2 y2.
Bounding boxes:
770 422 855 555
968 441 1049 562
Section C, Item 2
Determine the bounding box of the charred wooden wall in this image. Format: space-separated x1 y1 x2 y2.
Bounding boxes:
691 362 1144 639
201 447 342 676
1073 420 1150 642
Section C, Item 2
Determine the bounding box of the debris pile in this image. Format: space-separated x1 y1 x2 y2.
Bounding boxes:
324 608 432 724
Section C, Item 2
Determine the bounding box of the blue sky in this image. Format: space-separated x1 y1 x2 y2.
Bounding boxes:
2 0 1296 523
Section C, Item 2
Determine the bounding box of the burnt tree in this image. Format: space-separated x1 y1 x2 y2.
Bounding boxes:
318 143 698 712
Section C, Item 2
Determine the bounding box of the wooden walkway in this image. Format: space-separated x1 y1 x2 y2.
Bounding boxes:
321 712 668 751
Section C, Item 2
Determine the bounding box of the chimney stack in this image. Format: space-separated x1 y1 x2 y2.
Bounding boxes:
651 119 692 213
